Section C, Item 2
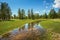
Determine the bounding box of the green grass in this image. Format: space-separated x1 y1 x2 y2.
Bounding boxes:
0 19 60 38
40 19 60 33
0 19 37 35
40 19 60 40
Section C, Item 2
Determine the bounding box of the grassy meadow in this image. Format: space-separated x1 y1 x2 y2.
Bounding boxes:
0 19 60 40
0 19 37 35
40 19 60 40
0 19 60 35
40 19 60 33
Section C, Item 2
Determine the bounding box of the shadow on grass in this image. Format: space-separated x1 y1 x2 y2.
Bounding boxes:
0 20 15 22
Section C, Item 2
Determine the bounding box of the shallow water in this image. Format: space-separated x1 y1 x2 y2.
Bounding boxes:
0 22 46 40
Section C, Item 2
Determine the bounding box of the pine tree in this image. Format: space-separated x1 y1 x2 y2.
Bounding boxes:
31 9 34 19
48 9 57 19
57 9 60 18
21 9 25 19
6 7 12 20
43 13 48 19
18 8 21 19
0 3 1 20
14 14 16 19
1 2 12 20
28 9 31 19
34 13 40 19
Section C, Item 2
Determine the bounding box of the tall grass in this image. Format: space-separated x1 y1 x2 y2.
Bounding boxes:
0 19 34 35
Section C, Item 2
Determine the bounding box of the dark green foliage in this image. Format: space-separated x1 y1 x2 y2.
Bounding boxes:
18 9 26 19
0 2 12 20
21 9 25 19
14 14 17 19
0 4 1 19
40 15 43 18
31 9 35 20
42 13 48 19
0 2 60 20
28 9 31 19
57 9 60 18
18 8 21 19
34 13 40 19
48 9 57 19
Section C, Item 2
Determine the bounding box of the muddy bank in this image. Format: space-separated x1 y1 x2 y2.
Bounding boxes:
0 22 46 40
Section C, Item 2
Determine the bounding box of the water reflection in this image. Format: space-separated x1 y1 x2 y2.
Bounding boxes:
0 22 45 40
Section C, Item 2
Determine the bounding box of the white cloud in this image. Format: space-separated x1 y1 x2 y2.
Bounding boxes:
53 0 60 8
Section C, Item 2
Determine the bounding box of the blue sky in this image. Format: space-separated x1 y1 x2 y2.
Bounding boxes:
0 0 60 15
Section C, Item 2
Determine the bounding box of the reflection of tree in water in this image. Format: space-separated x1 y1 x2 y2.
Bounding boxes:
26 22 46 40
28 22 34 29
19 28 21 31
1 22 48 40
21 26 25 30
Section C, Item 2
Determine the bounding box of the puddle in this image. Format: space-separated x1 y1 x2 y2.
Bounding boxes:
0 22 46 40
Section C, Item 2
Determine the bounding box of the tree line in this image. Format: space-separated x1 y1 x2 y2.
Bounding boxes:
0 2 60 21
0 2 12 20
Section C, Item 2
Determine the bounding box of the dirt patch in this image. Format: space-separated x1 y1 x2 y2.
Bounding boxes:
11 28 44 40
46 29 60 40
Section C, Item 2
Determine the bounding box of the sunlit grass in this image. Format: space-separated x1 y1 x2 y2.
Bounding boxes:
40 19 60 33
0 19 36 35
40 19 60 40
